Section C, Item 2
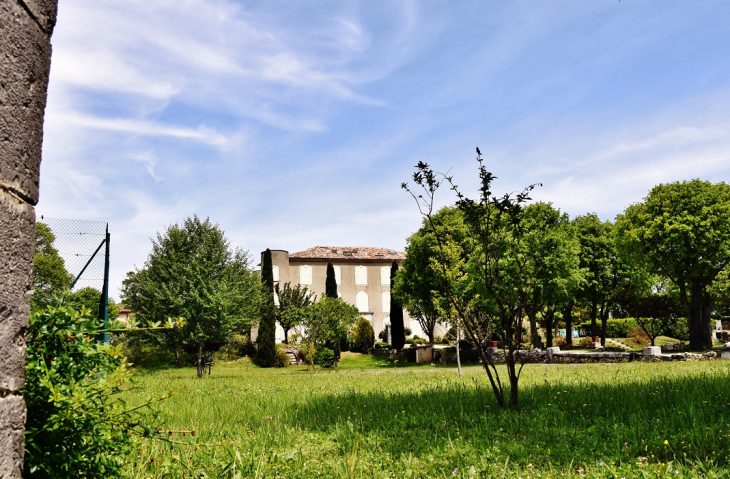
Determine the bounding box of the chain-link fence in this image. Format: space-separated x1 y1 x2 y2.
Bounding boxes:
40 216 110 324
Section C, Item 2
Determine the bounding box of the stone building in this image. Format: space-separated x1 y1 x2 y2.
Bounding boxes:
262 246 419 341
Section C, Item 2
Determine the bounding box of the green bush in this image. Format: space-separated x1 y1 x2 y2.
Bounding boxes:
274 348 290 368
665 317 689 341
350 317 375 352
313 347 336 369
24 302 161 478
374 342 391 349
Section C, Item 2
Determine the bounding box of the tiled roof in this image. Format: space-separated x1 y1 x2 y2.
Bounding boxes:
289 246 405 260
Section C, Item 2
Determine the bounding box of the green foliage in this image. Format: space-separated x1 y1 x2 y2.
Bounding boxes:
31 222 72 312
274 348 291 368
23 301 162 478
616 179 730 348
325 262 338 299
257 248 277 367
65 286 121 321
389 261 405 349
300 297 360 369
313 347 336 369
350 317 375 352
274 281 312 343
121 216 261 371
577 318 638 338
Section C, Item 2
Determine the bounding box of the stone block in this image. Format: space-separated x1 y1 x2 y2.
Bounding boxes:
721 351 730 360
0 0 54 204
0 191 34 391
18 0 57 33
547 346 560 362
0 394 26 478
643 346 661 356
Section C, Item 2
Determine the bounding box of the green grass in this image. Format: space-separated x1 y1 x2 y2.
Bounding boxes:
122 355 730 478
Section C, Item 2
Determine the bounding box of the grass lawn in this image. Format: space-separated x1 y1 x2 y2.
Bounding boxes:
122 353 730 478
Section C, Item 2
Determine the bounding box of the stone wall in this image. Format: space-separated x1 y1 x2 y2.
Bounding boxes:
0 1 57 477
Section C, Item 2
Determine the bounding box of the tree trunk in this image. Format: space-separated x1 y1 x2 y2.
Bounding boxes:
545 309 555 348
455 326 462 378
196 345 203 378
528 311 542 349
564 303 574 350
599 298 608 347
590 300 598 338
283 327 289 344
428 329 435 346
684 281 713 350
175 348 183 367
506 347 520 408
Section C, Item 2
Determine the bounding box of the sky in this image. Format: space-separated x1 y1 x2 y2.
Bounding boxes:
38 0 730 299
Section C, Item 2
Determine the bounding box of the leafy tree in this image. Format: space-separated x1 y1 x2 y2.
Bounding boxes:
274 281 312 343
403 151 542 408
393 207 464 345
710 266 730 322
389 261 406 349
350 316 375 352
65 286 121 321
23 301 171 478
615 180 730 349
257 248 277 367
325 262 338 298
121 216 260 374
31 222 72 312
519 203 582 348
298 297 359 369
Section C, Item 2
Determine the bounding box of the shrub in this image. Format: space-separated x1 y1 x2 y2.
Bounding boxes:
555 337 568 347
403 327 412 336
628 326 650 346
313 347 336 369
378 326 390 342
578 337 594 348
24 302 163 478
665 317 689 341
374 342 391 349
350 317 375 352
240 340 257 358
114 332 144 365
274 348 291 367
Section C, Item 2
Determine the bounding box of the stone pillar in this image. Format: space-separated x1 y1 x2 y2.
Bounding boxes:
1 1 57 477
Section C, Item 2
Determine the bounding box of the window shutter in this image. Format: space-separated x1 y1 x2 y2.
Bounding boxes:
300 265 312 285
381 266 390 286
355 266 368 286
356 291 369 312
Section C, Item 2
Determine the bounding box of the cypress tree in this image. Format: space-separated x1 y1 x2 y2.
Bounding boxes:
325 262 338 298
324 262 342 359
390 261 406 349
256 249 277 366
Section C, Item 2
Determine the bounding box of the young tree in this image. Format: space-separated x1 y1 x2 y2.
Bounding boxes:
65 287 121 321
297 297 359 369
403 151 541 408
389 261 406 349
257 248 277 367
31 222 72 312
274 281 312 343
121 216 261 374
393 207 465 345
616 180 730 349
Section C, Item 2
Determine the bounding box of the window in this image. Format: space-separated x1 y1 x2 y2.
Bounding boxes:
355 266 368 286
272 265 280 282
356 291 369 312
382 292 391 313
381 266 390 286
334 265 342 285
300 265 312 285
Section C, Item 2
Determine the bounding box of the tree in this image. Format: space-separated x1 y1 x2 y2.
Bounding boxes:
297 297 359 369
350 316 375 352
518 203 582 349
325 262 338 298
274 281 312 343
403 152 542 408
121 216 261 374
31 222 72 312
393 207 465 345
615 180 730 349
389 261 406 349
257 248 277 367
65 286 121 321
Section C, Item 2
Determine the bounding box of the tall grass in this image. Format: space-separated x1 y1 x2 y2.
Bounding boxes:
123 355 730 478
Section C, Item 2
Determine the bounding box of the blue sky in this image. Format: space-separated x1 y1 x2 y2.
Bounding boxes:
38 0 730 298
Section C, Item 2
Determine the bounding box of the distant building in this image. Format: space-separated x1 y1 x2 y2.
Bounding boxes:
258 246 421 342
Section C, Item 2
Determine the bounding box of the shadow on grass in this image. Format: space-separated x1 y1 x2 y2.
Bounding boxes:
288 368 730 468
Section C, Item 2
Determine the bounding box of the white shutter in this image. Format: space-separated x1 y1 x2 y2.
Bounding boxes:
381 266 390 286
272 265 280 282
274 292 280 307
356 291 369 312
300 265 312 285
355 266 368 286
334 265 342 285
382 292 391 313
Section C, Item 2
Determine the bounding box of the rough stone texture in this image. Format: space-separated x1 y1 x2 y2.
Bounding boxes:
0 0 55 205
0 395 27 477
1 0 57 477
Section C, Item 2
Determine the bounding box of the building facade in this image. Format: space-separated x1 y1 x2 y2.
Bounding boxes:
265 246 418 342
